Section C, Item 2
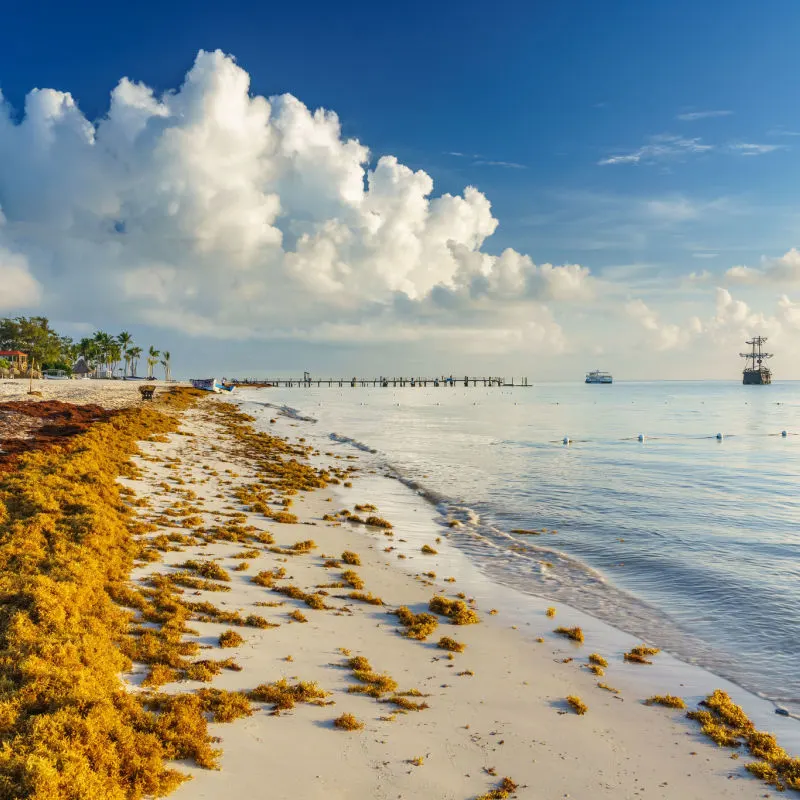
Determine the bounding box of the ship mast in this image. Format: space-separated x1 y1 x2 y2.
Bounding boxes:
739 336 773 371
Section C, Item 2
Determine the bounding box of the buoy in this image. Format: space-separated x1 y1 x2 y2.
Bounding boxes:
781 430 788 437
716 433 723 440
637 434 645 442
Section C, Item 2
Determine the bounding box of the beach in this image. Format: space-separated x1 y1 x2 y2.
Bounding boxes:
1 380 796 799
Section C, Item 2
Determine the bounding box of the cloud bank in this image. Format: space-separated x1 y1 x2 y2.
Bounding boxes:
0 50 587 348
1 49 799 376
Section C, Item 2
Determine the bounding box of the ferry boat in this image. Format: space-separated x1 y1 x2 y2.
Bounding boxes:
740 336 772 385
585 370 613 384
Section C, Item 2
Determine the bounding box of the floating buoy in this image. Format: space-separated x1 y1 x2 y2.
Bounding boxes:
781 430 788 437
716 433 723 440
637 434 645 442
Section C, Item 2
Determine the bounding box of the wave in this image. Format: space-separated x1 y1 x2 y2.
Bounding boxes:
328 432 377 453
257 402 318 423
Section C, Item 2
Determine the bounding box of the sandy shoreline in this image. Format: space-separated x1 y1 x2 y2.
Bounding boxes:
2 382 794 798
0 377 181 409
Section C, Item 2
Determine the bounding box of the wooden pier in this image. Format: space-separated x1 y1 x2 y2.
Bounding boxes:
230 374 530 388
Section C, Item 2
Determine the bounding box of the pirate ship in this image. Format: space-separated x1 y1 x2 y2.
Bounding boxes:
740 336 772 385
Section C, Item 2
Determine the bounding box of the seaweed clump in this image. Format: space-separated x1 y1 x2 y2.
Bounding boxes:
645 695 685 709
341 550 361 566
248 679 330 713
393 606 439 640
0 391 248 797
219 630 245 648
333 713 365 731
687 690 800 791
475 777 519 799
429 596 480 625
624 644 659 664
554 626 584 643
438 636 466 652
566 695 588 715
347 591 384 605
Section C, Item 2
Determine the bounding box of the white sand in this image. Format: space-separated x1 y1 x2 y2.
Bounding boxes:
106 394 773 800
0 377 181 408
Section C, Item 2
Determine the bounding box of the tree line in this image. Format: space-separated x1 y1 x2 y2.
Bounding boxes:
0 317 172 380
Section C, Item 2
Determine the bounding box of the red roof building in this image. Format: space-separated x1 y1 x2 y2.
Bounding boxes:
0 351 28 370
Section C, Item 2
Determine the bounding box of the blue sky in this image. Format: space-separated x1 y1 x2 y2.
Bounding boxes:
1 0 799 377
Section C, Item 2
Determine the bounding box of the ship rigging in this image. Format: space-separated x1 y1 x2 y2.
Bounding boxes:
740 336 772 385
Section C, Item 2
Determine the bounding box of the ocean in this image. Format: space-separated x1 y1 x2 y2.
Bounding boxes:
236 381 800 720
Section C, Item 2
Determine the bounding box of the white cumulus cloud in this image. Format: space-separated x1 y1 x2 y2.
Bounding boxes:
0 49 585 349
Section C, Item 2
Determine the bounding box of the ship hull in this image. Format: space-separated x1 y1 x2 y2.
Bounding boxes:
743 369 771 385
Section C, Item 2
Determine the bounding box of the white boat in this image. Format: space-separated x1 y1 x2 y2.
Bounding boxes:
585 370 613 384
42 369 70 380
190 378 221 393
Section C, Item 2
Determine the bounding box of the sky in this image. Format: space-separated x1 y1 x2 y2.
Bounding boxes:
1 0 800 379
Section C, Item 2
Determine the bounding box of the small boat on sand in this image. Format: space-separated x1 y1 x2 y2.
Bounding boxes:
190 378 236 393
191 378 221 393
43 369 69 380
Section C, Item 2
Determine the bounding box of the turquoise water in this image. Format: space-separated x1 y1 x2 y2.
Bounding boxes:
241 381 800 715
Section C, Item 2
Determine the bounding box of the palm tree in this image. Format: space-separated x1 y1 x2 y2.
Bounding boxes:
146 346 160 379
109 343 122 377
128 346 142 378
118 331 132 379
160 351 172 382
92 331 113 377
78 337 99 372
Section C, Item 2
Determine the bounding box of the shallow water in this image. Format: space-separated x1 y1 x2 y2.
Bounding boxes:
237 381 800 717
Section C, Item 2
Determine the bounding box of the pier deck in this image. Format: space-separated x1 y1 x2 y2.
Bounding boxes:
229 375 530 388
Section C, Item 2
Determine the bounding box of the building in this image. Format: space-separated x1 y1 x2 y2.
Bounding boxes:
0 350 28 373
72 357 92 378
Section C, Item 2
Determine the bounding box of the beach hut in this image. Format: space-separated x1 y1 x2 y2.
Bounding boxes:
0 350 28 376
72 357 91 379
